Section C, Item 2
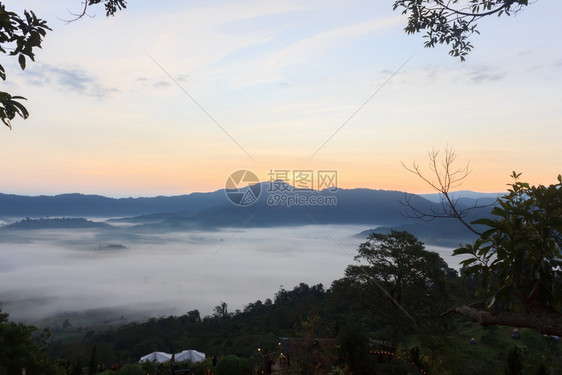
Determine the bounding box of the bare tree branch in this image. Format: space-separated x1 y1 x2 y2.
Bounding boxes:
435 0 514 18
59 0 127 23
401 146 494 236
58 1 93 23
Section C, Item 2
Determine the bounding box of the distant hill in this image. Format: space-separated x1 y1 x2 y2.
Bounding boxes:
356 192 497 246
96 243 127 250
1 217 112 230
141 185 498 230
356 217 485 247
0 191 228 217
121 187 440 230
1 184 433 226
419 190 502 203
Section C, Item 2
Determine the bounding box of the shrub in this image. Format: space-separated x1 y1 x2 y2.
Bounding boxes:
216 355 250 375
114 363 144 375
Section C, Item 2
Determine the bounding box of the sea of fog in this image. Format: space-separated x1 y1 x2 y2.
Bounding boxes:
0 224 461 323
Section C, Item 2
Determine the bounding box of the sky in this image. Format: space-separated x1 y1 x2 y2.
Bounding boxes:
1 0 561 197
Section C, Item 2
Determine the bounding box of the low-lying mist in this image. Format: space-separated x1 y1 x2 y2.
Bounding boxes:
0 224 458 324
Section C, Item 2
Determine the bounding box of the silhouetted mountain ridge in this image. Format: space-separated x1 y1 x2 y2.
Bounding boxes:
0 185 496 244
0 191 228 217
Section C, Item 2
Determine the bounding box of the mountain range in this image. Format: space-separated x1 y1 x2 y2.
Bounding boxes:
0 182 499 246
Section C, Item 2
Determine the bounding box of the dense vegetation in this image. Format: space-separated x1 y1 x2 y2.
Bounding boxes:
40 272 561 375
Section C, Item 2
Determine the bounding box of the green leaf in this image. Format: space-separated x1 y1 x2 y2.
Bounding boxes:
11 100 29 119
18 54 26 70
471 218 497 227
460 259 477 268
453 246 474 256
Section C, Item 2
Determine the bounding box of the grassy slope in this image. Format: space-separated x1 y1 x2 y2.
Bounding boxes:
405 322 562 374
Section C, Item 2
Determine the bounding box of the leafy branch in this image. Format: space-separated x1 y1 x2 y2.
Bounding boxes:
393 0 530 60
454 173 562 314
0 4 50 129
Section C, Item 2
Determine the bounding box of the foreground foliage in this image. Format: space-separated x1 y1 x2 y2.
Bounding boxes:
0 1 126 129
0 4 49 128
450 174 562 334
0 310 65 375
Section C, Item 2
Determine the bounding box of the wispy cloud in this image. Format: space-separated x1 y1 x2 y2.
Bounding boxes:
23 64 119 99
410 63 506 86
466 66 505 84
153 81 172 88
213 16 405 88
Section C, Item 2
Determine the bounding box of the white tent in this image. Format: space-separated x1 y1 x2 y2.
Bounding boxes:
174 349 205 363
139 351 172 363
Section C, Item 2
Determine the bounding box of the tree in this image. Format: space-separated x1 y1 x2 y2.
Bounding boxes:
290 314 338 375
186 309 201 323
446 173 562 335
0 1 126 129
346 230 448 307
88 345 98 375
406 148 562 334
0 309 64 375
70 358 85 375
393 0 530 60
216 354 251 375
336 323 373 375
344 230 452 341
213 301 231 318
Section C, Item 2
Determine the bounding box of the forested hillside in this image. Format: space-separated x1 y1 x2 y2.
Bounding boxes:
43 243 560 375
